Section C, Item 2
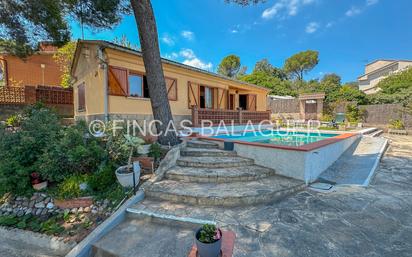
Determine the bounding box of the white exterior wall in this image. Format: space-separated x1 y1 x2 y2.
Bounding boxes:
359 60 412 94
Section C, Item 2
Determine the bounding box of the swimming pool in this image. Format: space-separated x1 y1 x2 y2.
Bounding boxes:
212 130 339 147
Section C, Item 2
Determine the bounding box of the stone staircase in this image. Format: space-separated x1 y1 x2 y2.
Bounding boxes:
91 139 306 257
140 139 305 207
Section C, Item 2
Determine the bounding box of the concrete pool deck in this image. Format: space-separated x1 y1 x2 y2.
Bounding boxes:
90 134 412 257
318 136 389 186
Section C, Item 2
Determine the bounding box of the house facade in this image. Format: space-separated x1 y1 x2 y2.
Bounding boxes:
70 40 270 126
358 59 412 94
0 42 62 88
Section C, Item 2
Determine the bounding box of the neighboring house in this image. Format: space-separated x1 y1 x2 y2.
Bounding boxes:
358 59 412 94
0 42 62 87
70 40 270 126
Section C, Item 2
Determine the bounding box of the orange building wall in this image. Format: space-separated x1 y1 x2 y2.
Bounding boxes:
2 53 62 87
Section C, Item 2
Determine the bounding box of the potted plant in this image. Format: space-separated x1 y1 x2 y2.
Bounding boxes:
31 172 48 190
115 135 145 188
195 224 222 257
138 135 157 155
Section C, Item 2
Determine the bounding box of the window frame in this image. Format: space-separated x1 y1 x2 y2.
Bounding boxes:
127 70 147 98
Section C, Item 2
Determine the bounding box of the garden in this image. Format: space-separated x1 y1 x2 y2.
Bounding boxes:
0 103 164 242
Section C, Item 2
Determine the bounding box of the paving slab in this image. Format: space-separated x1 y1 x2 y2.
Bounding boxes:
92 216 197 257
318 136 388 186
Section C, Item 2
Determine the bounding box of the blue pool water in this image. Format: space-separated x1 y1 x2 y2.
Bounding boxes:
211 130 338 147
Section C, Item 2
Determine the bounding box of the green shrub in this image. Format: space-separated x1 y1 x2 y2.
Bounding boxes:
57 175 89 199
320 114 333 122
6 114 22 127
39 122 106 182
0 104 61 195
87 163 117 192
389 119 405 130
345 104 366 123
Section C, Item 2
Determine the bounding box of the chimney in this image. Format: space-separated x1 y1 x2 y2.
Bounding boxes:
38 42 58 52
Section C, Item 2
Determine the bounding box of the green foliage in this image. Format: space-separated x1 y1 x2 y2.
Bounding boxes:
239 71 296 96
87 163 117 192
39 121 106 182
320 114 333 122
5 114 22 127
148 143 162 160
113 35 140 50
378 67 412 94
389 119 405 130
345 104 366 123
57 175 89 199
328 85 367 105
217 55 241 78
0 104 61 195
53 41 77 88
40 216 64 235
253 59 287 80
0 0 131 55
284 50 319 81
198 224 220 244
0 215 19 226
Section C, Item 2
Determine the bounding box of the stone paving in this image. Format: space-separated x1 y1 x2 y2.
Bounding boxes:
126 134 412 257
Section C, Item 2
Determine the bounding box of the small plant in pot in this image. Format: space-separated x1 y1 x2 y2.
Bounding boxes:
138 135 157 155
195 224 222 257
115 135 145 188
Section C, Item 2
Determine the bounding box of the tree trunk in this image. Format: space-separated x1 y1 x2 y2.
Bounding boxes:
130 0 179 146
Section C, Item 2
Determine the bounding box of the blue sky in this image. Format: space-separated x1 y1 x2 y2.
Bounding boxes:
70 0 412 83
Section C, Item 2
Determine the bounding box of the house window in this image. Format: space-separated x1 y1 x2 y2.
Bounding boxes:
128 73 150 98
128 73 144 97
78 83 86 111
200 86 214 109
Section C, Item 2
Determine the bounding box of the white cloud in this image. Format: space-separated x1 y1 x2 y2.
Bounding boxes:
179 49 196 59
161 34 175 46
230 29 239 34
366 0 379 6
181 30 194 40
305 22 320 33
326 22 334 28
164 52 178 60
165 48 213 71
183 58 213 71
262 0 315 20
345 6 362 17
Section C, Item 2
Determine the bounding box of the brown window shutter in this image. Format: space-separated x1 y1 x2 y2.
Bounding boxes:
166 77 177 101
217 88 227 109
187 82 199 108
78 83 86 111
248 94 257 111
108 66 128 96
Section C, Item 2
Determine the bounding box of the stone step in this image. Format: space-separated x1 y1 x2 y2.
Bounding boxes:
176 156 254 168
181 147 237 157
165 165 276 183
186 140 219 149
144 175 305 206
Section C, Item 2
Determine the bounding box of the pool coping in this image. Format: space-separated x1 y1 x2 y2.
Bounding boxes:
193 132 359 152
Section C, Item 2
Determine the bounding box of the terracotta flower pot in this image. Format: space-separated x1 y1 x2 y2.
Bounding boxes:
133 156 154 170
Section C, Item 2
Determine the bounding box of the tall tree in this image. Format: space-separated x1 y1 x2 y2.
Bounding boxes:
254 58 287 80
217 55 241 78
284 50 319 81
